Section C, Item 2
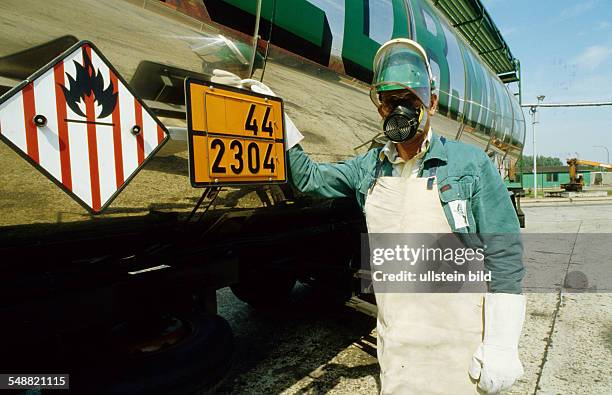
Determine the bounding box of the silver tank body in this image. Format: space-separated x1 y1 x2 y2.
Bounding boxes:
0 0 523 228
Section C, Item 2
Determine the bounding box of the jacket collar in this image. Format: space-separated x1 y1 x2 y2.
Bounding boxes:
422 130 447 163
379 129 431 164
376 129 447 172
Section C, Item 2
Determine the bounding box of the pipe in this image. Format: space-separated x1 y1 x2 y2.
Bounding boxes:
248 0 263 78
521 101 612 108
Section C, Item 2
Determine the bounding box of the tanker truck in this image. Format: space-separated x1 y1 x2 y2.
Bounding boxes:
0 0 525 393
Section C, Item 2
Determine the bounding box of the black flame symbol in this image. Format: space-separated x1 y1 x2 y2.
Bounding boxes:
61 50 117 119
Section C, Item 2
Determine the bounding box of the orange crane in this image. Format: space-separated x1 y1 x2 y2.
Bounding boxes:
561 158 612 192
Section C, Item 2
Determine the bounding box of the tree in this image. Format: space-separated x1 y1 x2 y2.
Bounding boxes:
516 155 563 169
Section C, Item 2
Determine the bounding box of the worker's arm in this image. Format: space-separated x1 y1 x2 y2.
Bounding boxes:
287 144 374 198
471 151 524 294
469 151 526 394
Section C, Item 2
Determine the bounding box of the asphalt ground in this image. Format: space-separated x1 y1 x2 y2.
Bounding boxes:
216 202 612 394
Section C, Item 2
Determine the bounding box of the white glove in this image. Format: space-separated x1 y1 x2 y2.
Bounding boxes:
210 70 304 150
469 293 526 394
210 69 243 87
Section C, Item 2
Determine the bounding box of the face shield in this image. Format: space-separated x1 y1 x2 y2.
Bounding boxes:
370 39 433 109
370 39 433 143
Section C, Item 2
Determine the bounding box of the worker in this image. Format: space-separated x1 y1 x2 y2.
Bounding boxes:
212 38 526 394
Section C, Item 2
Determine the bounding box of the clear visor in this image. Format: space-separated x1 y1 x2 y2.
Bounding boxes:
370 43 431 108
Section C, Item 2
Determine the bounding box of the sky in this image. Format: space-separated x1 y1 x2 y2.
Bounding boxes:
482 0 612 163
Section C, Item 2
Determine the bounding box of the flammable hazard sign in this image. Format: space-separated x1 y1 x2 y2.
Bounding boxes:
0 40 169 213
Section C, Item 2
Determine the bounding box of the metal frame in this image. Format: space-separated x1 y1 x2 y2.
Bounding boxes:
432 0 519 82
184 78 288 188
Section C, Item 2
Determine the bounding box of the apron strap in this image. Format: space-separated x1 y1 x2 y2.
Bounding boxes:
425 136 446 190
368 152 386 192
371 136 447 191
374 153 385 179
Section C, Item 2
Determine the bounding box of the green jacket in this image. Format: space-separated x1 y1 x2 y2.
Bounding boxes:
287 132 524 294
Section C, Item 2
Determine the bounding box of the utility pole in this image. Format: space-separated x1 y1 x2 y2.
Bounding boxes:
529 95 545 197
248 0 262 78
593 145 610 164
521 99 612 196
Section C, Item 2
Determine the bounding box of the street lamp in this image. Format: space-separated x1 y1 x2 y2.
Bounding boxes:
529 95 545 197
593 145 610 164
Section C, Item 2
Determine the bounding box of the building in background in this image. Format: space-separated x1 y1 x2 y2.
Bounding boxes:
516 165 595 189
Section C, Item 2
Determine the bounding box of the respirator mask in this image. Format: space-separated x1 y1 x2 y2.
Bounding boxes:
370 39 434 143
382 102 428 143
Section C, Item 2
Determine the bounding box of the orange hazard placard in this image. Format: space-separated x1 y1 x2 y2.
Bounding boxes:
185 79 286 187
0 40 168 214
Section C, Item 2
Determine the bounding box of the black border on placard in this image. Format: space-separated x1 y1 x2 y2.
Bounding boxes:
184 78 288 188
0 40 170 215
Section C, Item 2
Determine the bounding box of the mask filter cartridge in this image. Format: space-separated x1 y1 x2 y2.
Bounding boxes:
383 105 421 142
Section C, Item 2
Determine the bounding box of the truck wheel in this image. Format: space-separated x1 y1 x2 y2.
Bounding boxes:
298 274 353 305
98 313 233 395
230 270 297 309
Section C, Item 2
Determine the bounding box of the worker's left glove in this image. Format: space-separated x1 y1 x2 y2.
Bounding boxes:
211 69 304 149
468 293 526 394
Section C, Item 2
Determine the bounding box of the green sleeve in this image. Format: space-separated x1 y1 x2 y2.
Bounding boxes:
472 152 525 294
287 144 369 199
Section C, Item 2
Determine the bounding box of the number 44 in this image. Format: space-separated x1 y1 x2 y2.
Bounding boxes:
245 104 274 136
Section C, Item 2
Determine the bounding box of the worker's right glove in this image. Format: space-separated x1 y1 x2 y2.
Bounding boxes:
210 69 304 150
469 293 526 394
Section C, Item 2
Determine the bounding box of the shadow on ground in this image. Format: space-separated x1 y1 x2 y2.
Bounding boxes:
216 284 380 394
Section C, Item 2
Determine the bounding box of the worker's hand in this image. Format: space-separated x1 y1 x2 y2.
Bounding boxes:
468 293 526 394
240 78 275 96
210 69 243 87
210 70 304 150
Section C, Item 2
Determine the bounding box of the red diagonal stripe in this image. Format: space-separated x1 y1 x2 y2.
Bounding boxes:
110 72 124 187
157 124 164 145
134 100 144 164
54 61 72 189
22 83 39 164
83 45 101 211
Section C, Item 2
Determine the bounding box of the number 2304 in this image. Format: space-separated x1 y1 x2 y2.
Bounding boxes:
210 138 276 175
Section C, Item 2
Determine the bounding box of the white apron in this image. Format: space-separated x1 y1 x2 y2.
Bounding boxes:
364 175 484 395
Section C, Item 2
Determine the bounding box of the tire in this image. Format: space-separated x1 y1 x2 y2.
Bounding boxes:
298 273 353 305
92 313 234 395
230 269 297 309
